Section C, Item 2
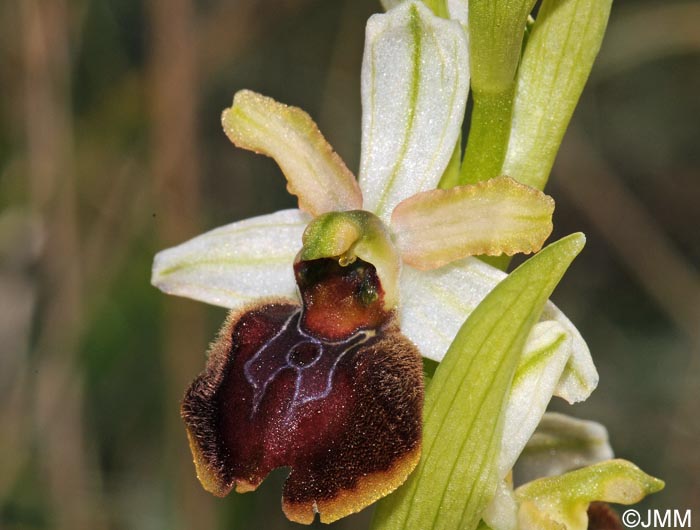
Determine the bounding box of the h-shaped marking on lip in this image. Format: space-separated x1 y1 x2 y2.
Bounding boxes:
243 309 374 416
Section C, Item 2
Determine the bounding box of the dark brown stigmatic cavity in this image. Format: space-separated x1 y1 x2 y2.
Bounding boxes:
181 257 423 525
295 258 388 340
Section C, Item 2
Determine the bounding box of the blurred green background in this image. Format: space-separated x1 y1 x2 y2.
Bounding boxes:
1 0 698 528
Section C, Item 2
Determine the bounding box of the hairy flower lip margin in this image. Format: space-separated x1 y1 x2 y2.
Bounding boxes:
181 298 424 524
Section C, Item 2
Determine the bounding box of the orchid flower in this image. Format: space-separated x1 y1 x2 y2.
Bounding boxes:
151 1 601 525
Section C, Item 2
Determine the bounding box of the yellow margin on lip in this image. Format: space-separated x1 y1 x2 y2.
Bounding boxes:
282 444 422 525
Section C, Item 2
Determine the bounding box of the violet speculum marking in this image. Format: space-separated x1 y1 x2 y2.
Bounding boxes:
239 223 396 416
243 308 374 416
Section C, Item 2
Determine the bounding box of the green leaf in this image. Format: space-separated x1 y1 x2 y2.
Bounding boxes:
372 233 585 530
516 460 664 530
502 0 612 190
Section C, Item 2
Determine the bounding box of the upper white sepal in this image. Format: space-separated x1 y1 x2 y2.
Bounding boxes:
359 1 469 222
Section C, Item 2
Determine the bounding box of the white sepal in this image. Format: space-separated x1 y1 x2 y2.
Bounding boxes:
398 257 597 402
498 321 571 477
446 0 468 25
151 209 309 309
515 412 614 485
483 479 518 530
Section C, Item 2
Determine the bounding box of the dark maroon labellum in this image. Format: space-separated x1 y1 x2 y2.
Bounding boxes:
294 258 387 341
181 258 423 524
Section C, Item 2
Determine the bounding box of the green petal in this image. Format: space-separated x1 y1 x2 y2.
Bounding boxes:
151 209 309 308
398 257 597 403
516 460 664 530
516 413 613 485
372 233 585 530
502 0 612 190
359 1 469 222
222 90 362 216
391 176 554 270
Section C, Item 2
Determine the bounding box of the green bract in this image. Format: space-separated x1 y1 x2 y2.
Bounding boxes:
371 234 585 530
503 0 613 190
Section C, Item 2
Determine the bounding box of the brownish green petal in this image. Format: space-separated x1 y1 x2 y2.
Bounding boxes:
391 176 554 270
222 90 363 216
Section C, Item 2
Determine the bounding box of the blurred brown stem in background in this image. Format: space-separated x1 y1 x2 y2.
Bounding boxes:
19 0 107 528
148 0 215 527
555 127 700 342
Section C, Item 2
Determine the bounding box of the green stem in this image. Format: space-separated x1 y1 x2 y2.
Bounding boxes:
437 132 462 189
459 85 515 185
